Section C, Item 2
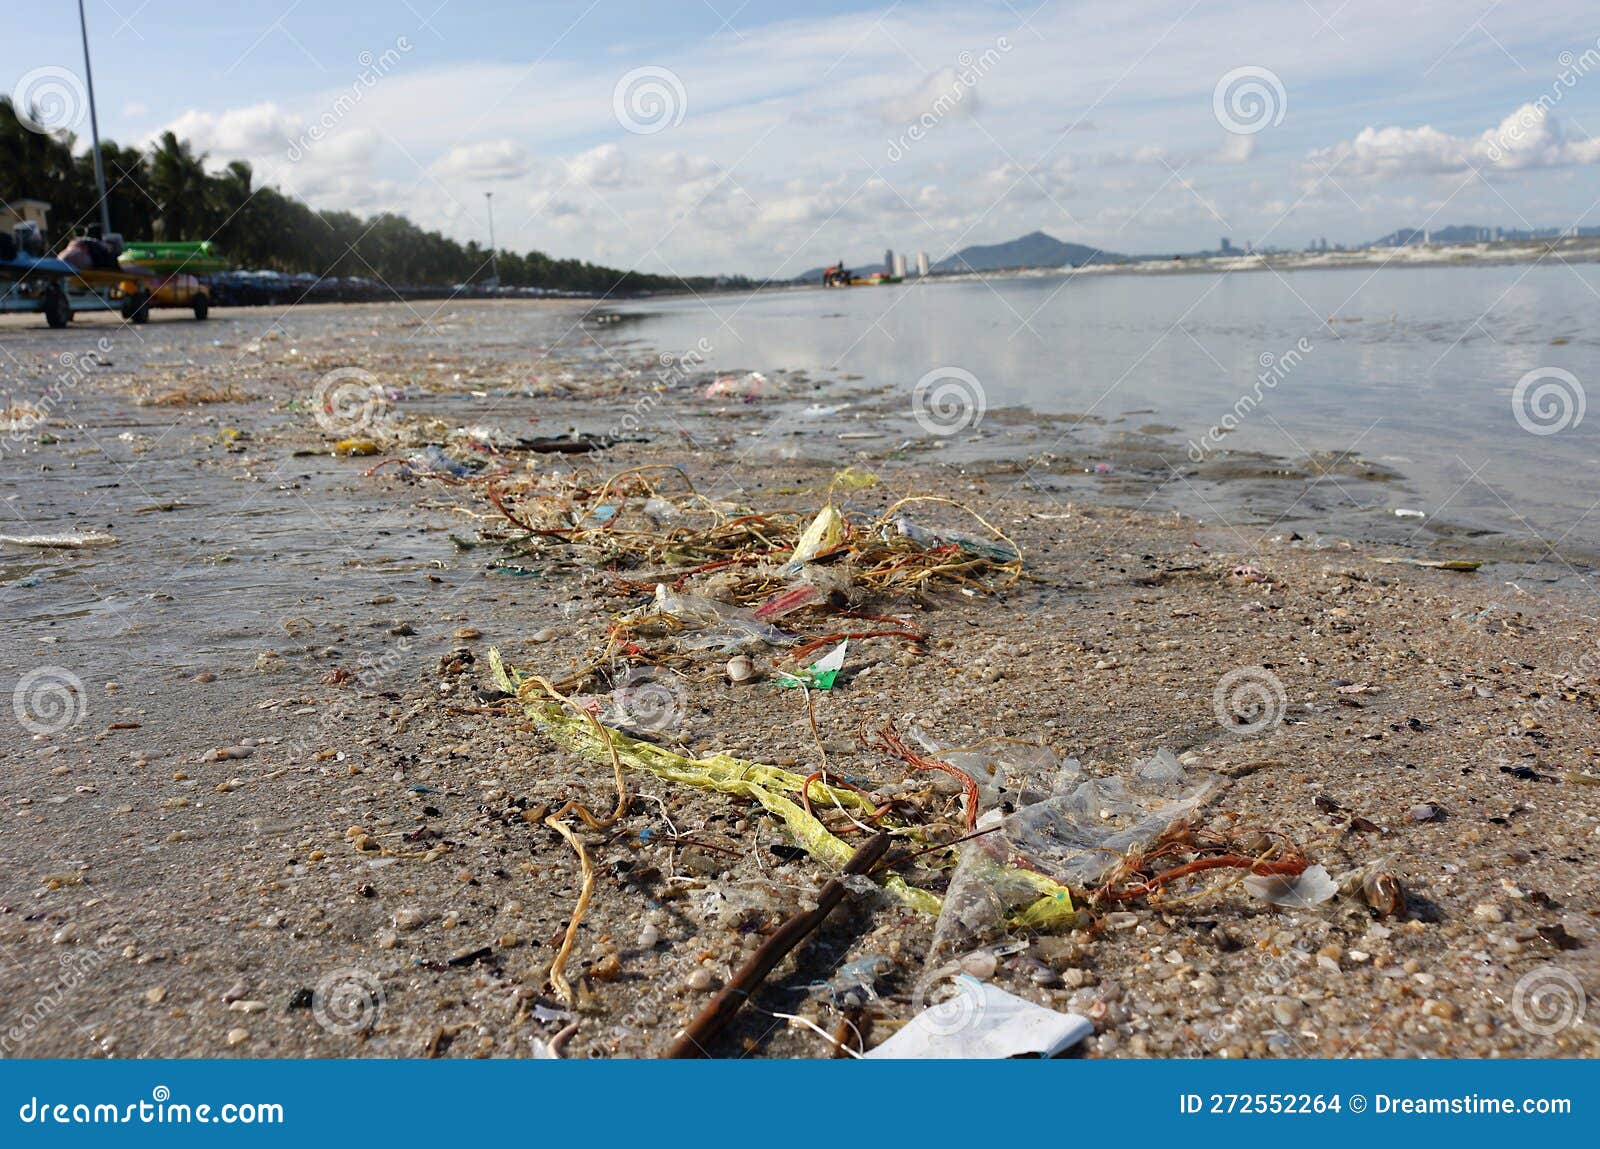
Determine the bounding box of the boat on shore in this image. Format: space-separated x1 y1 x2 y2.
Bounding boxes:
821 262 901 287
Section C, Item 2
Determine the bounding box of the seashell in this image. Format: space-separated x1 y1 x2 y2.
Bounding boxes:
725 655 756 683
1363 871 1405 918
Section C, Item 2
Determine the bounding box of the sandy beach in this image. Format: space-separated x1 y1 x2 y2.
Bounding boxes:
2 299 1596 1060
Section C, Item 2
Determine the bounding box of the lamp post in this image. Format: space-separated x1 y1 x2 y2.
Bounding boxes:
484 192 499 288
77 0 113 238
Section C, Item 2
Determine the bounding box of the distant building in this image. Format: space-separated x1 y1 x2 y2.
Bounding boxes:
2 198 51 234
884 248 895 274
1219 237 1233 254
916 250 930 277
892 252 907 278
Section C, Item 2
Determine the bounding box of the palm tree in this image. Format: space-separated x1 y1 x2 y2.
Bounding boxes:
146 131 210 240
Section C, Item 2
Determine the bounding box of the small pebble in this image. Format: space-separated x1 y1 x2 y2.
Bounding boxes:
225 1027 249 1046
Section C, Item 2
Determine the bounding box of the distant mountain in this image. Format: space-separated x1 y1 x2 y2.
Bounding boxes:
933 230 1123 272
1370 223 1600 246
793 230 1123 282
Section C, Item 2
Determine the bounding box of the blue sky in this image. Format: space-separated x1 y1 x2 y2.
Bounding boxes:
19 1 1600 275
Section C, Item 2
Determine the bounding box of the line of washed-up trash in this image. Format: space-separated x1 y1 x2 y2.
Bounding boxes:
358 456 1364 1057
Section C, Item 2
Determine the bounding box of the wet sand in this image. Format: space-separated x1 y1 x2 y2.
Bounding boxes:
1 300 1596 1059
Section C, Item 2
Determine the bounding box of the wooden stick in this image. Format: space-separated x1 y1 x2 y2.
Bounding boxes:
663 831 890 1059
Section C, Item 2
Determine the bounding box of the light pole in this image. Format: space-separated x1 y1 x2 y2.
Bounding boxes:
77 0 113 238
484 192 499 288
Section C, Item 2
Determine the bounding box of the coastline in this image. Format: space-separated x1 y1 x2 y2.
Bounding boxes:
1 299 1597 1059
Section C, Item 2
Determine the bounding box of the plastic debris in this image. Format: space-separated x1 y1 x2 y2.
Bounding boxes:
1244 864 1338 908
641 584 794 652
931 748 1226 955
491 650 1091 931
814 954 894 1008
893 516 1019 564
704 371 765 400
864 975 1092 1059
404 444 474 478
1393 508 1426 519
0 531 117 548
775 640 848 689
334 438 381 457
783 505 845 573
1372 556 1482 571
831 465 879 490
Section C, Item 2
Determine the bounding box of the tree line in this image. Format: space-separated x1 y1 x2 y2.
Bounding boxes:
1 97 733 294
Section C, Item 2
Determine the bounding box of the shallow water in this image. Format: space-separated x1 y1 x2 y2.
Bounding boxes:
620 264 1600 567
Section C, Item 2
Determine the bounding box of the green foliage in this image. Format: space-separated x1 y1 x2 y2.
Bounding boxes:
0 97 734 294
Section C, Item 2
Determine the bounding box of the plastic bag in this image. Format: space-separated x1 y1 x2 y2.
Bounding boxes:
930 748 1226 956
646 584 794 651
893 516 1019 564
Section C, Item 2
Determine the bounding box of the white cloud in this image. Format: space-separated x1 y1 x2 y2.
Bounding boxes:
566 143 626 188
154 103 296 156
127 2 1600 272
1308 104 1600 176
878 67 983 125
433 139 533 181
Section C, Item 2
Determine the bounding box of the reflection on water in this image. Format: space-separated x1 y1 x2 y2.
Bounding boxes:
622 264 1600 560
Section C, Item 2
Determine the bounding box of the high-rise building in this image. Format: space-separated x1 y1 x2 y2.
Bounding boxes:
892 252 907 278
1219 237 1233 254
884 248 895 274
916 251 930 277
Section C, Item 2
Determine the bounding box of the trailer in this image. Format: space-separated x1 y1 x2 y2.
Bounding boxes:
0 255 80 327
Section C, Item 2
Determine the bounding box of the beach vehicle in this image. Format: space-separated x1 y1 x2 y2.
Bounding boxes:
111 269 210 322
3 253 207 326
118 240 230 275
0 252 79 327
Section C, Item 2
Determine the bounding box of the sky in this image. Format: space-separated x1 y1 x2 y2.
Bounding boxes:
18 0 1600 277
